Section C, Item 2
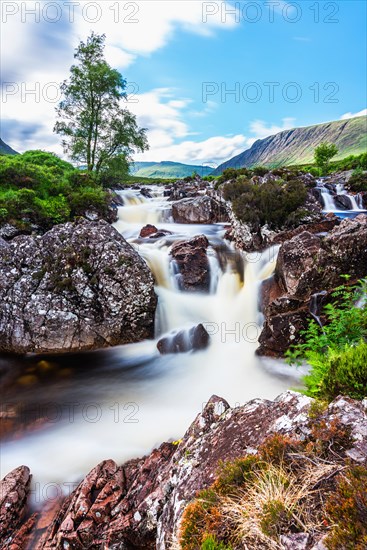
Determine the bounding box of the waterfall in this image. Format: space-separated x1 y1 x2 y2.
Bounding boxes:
0 185 304 505
316 179 365 214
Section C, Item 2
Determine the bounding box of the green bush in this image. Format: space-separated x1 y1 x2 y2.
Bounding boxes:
287 280 367 401
69 186 109 216
348 168 367 193
319 342 367 400
0 151 110 228
34 196 71 225
231 179 308 230
201 535 232 550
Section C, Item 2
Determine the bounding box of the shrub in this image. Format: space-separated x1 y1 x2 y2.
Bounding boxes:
69 186 109 216
325 466 367 549
287 280 367 401
34 196 71 225
320 342 367 400
222 177 252 201
348 169 367 193
201 535 232 550
252 165 268 176
232 179 308 230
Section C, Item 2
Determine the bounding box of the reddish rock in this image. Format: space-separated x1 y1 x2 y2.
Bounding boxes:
258 215 367 356
170 235 210 292
3 392 367 548
139 224 158 238
0 465 31 546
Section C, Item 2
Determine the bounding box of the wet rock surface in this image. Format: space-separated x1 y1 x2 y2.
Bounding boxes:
2 391 366 549
170 234 211 292
157 323 210 354
172 195 229 224
258 215 367 356
0 219 157 354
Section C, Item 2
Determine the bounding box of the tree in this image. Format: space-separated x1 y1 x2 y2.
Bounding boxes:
314 142 338 173
54 33 148 173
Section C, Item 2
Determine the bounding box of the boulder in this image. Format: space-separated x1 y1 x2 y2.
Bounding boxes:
140 224 158 238
157 323 210 354
0 219 157 354
139 225 172 239
170 235 210 292
4 392 367 548
334 194 353 210
172 195 229 224
258 215 367 355
0 465 31 546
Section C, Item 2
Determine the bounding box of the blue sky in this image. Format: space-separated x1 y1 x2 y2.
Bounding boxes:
1 0 366 166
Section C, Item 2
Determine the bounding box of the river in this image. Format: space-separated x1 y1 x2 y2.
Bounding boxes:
0 186 305 505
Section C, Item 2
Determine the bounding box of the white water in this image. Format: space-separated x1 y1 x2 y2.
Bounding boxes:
0 186 304 503
316 179 364 214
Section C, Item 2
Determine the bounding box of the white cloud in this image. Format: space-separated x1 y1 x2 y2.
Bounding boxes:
0 1 238 155
340 108 367 120
244 117 295 147
134 134 247 165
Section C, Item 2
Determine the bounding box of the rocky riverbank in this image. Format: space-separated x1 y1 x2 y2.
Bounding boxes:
0 219 157 354
1 391 366 549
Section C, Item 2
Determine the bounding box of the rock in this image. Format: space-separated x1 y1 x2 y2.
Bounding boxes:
0 465 31 546
0 219 157 354
172 195 229 224
0 224 25 241
258 215 367 355
139 225 172 239
280 533 309 549
140 224 158 238
140 187 152 199
5 392 367 548
334 194 353 210
170 235 210 292
157 324 210 354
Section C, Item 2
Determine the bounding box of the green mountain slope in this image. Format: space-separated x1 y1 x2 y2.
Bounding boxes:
131 161 213 179
0 138 19 155
213 116 367 174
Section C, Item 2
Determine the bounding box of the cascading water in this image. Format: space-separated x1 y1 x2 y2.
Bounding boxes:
0 185 305 504
316 179 365 216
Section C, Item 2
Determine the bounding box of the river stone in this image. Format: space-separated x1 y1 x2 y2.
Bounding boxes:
157 323 210 354
0 219 157 353
172 195 229 224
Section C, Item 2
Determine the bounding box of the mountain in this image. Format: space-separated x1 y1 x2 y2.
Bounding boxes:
130 161 214 179
213 116 367 174
0 138 19 155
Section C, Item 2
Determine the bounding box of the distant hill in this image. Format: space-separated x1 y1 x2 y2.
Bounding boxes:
213 116 367 174
130 161 214 179
0 138 19 155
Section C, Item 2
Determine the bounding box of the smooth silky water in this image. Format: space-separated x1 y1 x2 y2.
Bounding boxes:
0 187 305 504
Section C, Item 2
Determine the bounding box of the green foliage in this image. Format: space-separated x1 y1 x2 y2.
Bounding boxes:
325 466 367 549
314 142 338 174
54 32 148 173
252 165 269 176
348 168 367 193
287 280 367 401
231 179 308 230
201 535 232 550
0 150 110 228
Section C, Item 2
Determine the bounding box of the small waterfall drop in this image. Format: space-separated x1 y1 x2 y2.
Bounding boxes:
316 179 365 215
